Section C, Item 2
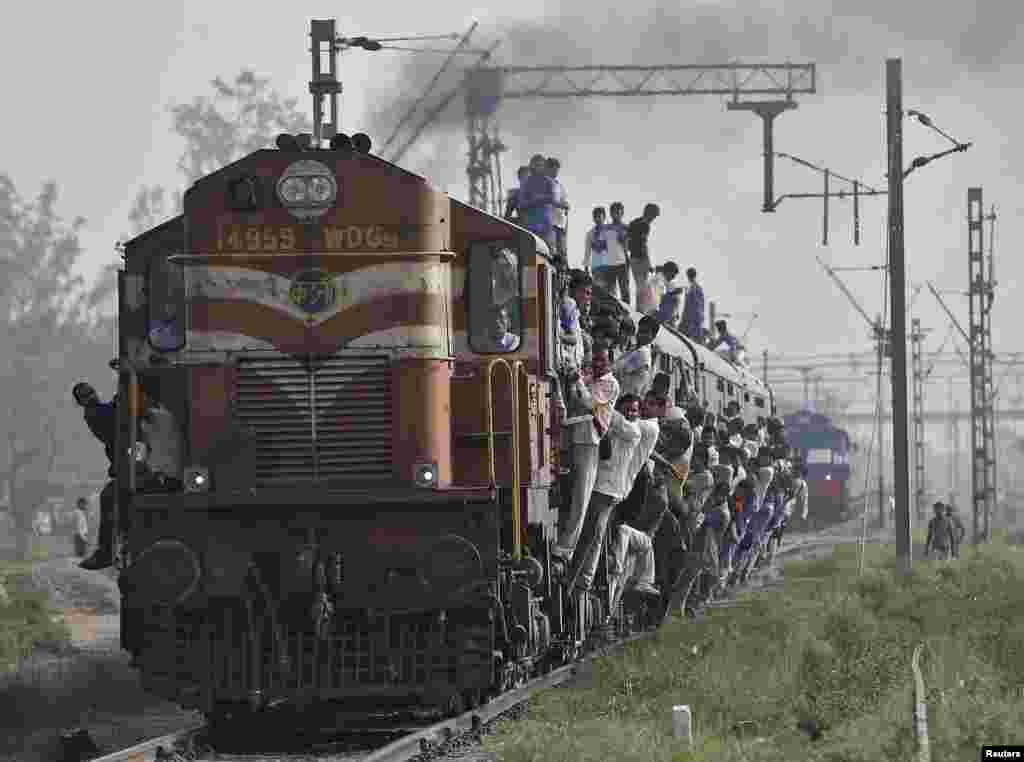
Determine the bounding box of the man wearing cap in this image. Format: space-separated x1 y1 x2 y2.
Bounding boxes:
925 502 956 561
613 315 661 398
681 267 705 341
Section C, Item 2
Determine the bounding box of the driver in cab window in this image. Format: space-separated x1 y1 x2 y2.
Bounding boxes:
485 305 520 352
492 248 520 326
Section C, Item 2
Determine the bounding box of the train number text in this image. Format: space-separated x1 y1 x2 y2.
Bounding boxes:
217 224 297 252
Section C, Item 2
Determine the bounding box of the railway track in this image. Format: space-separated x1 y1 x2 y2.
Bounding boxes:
85 519 885 762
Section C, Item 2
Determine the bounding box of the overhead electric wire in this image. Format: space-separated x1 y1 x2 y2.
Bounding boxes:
380 21 479 156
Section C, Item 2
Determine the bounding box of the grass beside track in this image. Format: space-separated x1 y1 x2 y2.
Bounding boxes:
484 531 1024 761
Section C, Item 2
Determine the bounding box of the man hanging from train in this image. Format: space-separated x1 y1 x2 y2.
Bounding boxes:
566 394 648 603
553 341 620 568
613 314 661 397
72 382 117 570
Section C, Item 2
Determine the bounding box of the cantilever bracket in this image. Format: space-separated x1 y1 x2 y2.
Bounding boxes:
727 99 797 214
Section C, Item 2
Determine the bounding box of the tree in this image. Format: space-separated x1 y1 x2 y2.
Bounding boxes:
0 175 115 558
125 70 311 239
170 70 312 185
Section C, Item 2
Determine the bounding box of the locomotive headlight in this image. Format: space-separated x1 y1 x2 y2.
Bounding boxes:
308 176 334 203
185 466 211 493
414 462 438 488
278 176 308 204
276 160 337 220
131 441 149 464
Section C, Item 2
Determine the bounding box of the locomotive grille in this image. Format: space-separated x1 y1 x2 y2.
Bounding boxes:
235 355 393 483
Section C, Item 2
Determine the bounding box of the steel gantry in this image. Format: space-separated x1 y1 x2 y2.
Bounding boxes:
967 188 997 543
463 63 817 215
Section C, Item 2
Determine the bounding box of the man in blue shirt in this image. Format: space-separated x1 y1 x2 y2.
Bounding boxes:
518 154 559 265
73 382 117 570
681 267 705 341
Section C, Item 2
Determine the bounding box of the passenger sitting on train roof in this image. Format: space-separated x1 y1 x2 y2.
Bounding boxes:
613 315 661 397
713 320 738 356
484 305 520 351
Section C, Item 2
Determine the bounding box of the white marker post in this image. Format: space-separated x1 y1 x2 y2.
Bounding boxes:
673 705 693 746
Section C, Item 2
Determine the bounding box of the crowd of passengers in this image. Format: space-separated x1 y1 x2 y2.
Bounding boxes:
504 156 748 367
551 268 809 627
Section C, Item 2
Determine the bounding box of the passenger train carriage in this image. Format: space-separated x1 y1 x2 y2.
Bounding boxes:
112 131 775 721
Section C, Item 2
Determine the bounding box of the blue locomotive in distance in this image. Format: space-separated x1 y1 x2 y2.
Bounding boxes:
782 409 852 527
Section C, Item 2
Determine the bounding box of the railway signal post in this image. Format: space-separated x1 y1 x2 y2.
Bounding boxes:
886 58 913 574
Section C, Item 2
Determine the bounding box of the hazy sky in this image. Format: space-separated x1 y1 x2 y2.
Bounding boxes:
4 0 1022 412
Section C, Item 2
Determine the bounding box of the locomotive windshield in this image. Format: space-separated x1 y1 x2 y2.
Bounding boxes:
467 242 522 353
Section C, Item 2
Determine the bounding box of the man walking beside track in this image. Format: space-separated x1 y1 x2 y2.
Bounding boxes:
925 501 956 561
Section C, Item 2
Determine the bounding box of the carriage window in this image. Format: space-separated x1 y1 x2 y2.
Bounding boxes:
716 379 724 392
148 254 185 352
744 393 750 402
755 396 766 408
467 242 522 354
727 383 734 396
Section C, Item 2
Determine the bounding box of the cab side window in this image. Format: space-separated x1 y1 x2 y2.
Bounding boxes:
148 254 186 352
467 242 523 354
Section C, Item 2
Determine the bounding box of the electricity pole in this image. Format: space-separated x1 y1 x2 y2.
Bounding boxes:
887 58 912 574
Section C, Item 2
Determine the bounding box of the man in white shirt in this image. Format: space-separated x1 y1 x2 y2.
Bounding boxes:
554 344 620 563
613 315 661 397
566 394 644 595
602 202 630 303
609 392 666 608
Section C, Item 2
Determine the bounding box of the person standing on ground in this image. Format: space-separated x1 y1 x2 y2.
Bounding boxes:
73 498 90 558
945 503 966 559
627 203 660 311
925 501 955 561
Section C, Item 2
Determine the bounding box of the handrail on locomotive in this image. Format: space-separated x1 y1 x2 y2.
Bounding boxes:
484 357 524 562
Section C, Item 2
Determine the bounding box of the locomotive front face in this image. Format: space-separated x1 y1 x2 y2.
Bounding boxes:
130 150 456 492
